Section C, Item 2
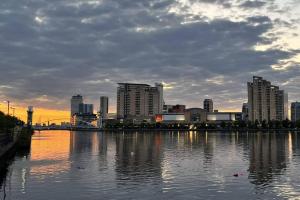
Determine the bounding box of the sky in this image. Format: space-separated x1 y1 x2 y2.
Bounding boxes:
0 0 300 123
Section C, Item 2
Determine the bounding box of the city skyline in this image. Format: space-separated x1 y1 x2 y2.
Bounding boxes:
0 76 294 124
1 0 300 123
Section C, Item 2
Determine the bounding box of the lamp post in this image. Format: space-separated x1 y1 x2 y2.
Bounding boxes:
3 100 10 115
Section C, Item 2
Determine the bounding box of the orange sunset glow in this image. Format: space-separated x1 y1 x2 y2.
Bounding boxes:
0 104 69 124
30 131 71 175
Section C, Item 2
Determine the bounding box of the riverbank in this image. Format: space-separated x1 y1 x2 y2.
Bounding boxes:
0 128 33 159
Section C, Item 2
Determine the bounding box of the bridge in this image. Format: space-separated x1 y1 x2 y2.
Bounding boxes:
34 117 102 131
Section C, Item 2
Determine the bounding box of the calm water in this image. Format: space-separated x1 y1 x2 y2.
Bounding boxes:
1 131 300 200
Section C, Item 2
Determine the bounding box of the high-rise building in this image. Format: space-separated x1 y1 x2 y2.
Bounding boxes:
291 102 300 122
242 103 249 120
71 95 83 117
276 90 288 120
100 96 109 118
79 103 94 114
117 83 163 119
163 104 173 113
155 83 164 114
248 77 270 122
248 76 287 122
204 99 213 113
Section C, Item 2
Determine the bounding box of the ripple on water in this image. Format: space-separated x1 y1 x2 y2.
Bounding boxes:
1 131 300 200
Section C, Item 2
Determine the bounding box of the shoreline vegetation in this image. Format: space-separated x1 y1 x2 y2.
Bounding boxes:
0 111 33 159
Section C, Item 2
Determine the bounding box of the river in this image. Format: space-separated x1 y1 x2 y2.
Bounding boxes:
1 130 300 200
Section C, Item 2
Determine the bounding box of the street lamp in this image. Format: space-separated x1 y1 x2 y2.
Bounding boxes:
3 100 10 115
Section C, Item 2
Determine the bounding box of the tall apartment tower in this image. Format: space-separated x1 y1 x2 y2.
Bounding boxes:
117 83 163 119
291 102 300 122
204 99 213 113
248 76 287 122
100 96 109 118
276 91 288 120
71 95 83 117
155 83 164 114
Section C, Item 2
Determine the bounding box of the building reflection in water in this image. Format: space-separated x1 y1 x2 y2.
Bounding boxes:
114 132 163 185
1 130 300 199
69 131 110 173
0 147 30 198
247 132 289 186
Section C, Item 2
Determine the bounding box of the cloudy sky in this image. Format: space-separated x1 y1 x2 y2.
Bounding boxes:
0 0 300 121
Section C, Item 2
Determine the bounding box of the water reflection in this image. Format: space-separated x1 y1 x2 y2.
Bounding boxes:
1 131 300 199
0 147 30 199
114 132 163 185
248 132 288 186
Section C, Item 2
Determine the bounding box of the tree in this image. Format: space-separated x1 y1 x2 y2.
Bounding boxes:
254 120 260 129
220 121 226 129
296 120 300 129
268 120 274 129
275 120 282 129
261 120 267 129
282 119 290 128
239 120 247 128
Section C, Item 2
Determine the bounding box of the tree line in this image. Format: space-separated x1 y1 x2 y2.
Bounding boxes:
0 111 24 133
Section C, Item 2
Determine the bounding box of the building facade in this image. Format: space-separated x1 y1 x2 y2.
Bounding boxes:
184 108 207 123
73 113 97 126
71 95 83 118
100 96 109 118
206 112 244 123
276 90 288 121
291 102 300 122
248 76 288 122
155 113 185 123
167 105 186 113
204 99 213 113
79 103 94 114
117 83 163 119
242 103 249 120
155 83 164 114
70 94 97 126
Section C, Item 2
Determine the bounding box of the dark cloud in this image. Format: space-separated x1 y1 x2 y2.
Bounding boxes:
239 0 267 8
0 0 299 111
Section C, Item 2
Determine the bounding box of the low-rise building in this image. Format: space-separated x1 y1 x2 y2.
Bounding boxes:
155 113 185 123
206 112 243 123
166 105 186 113
73 113 97 127
184 108 207 123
